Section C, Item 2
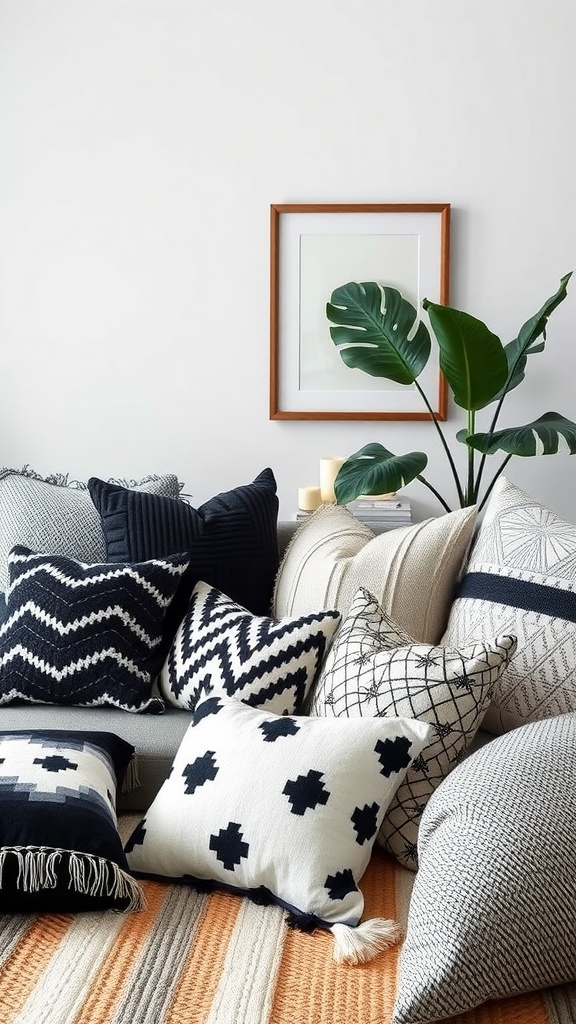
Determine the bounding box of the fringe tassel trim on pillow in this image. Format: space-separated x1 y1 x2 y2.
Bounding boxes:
0 847 144 911
330 918 403 964
286 909 403 964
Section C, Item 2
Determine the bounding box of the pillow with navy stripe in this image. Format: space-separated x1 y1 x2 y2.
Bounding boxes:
442 475 576 734
0 546 190 713
159 580 342 714
88 469 280 651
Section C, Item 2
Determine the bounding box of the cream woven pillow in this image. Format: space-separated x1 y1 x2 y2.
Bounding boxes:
273 504 476 644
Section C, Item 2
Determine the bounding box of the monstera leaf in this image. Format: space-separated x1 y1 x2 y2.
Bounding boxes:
491 273 573 401
327 283 430 385
463 412 576 456
422 301 509 411
333 443 428 505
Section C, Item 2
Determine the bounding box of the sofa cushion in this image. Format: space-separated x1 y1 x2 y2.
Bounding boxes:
0 546 189 713
125 696 430 949
159 581 341 715
0 468 181 594
0 729 143 912
442 475 576 733
393 714 576 1023
311 587 516 869
273 504 476 643
89 469 280 638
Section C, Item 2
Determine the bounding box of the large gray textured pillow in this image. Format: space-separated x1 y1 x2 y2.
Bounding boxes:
0 468 181 592
393 714 576 1024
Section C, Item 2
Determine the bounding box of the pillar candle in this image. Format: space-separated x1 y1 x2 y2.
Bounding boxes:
319 456 345 504
298 486 322 512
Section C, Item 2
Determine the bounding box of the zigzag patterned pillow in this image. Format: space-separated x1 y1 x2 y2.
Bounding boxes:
0 546 190 713
311 587 516 869
159 581 342 715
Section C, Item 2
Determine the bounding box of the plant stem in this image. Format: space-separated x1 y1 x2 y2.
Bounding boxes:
466 409 476 506
415 474 453 514
414 380 465 507
477 454 513 514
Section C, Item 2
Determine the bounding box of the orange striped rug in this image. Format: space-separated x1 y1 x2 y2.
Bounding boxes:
0 818 572 1024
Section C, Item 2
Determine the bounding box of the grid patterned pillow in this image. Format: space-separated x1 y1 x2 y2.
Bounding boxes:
311 588 516 869
442 475 576 733
393 714 576 1023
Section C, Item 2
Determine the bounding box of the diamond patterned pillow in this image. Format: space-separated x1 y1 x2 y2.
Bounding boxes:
442 475 576 733
125 696 431 962
0 546 190 713
311 588 517 869
159 581 342 715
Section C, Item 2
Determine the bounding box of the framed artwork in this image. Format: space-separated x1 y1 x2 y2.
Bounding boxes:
269 202 451 421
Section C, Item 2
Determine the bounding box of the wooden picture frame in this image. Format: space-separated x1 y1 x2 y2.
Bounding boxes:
269 202 450 421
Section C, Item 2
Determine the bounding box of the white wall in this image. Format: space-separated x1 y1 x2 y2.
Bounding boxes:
1 0 575 522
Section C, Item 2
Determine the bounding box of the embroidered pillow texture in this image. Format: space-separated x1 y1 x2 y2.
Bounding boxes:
125 697 431 933
393 714 576 1023
311 587 517 869
442 475 576 733
0 469 181 594
273 503 476 644
159 581 342 715
0 729 143 912
89 468 280 650
0 546 190 713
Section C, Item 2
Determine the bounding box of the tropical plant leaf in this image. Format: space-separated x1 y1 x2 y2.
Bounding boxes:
465 412 576 456
490 273 572 401
327 283 430 385
333 443 428 505
422 301 509 411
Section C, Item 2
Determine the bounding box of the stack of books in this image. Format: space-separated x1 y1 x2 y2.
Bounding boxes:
345 495 412 529
294 496 412 530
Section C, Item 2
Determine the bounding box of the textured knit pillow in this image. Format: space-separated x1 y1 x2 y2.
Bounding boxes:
311 588 516 869
89 469 280 645
159 581 341 715
393 714 576 1023
0 469 181 594
442 475 576 733
0 546 190 713
0 729 143 912
125 696 431 963
273 503 476 643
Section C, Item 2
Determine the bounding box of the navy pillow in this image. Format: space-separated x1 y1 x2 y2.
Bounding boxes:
88 469 280 632
0 593 5 626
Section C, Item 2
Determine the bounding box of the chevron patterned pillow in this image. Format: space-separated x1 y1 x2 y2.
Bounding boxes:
442 475 576 734
311 587 517 869
159 581 342 715
0 546 190 713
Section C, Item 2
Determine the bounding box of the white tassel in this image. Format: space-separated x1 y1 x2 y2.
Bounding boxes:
330 917 403 964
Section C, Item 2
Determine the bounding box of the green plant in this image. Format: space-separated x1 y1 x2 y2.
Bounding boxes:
326 273 576 513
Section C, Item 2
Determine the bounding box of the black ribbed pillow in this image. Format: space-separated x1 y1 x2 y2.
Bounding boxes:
88 469 280 640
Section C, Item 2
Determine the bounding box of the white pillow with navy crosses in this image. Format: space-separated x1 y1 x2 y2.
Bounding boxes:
125 696 431 963
311 588 517 870
159 580 342 715
0 546 190 713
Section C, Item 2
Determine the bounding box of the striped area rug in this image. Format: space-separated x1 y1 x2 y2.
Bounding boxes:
0 816 572 1024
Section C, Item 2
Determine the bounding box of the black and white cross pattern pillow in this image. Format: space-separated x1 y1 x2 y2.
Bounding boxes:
159 581 342 715
311 588 517 870
125 696 430 933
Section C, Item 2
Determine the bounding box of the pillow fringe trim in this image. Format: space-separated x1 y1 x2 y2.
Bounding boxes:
0 847 144 911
